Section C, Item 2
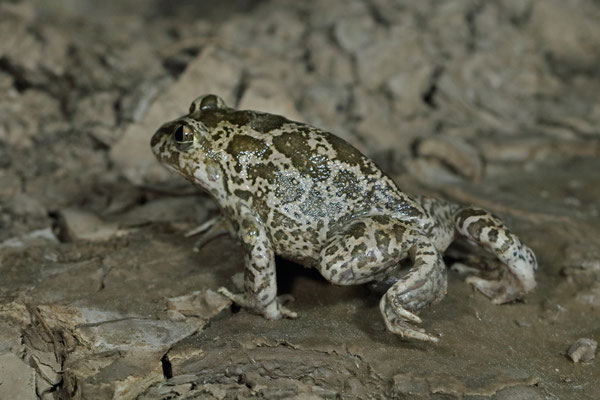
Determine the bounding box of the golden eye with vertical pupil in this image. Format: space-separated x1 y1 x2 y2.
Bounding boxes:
173 125 194 149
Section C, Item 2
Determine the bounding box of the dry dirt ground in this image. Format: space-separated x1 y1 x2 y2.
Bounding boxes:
1 1 599 399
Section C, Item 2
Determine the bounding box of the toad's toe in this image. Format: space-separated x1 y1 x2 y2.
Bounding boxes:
466 274 528 304
379 295 438 343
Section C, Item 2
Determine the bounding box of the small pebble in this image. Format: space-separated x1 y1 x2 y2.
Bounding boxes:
567 338 597 363
514 319 531 328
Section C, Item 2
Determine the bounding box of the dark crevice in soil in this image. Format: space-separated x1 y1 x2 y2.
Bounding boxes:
365 0 391 27
0 57 32 92
465 1 484 52
162 46 203 77
161 354 173 380
233 70 250 108
422 69 442 109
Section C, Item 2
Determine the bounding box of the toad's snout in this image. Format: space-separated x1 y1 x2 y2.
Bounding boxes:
150 124 172 154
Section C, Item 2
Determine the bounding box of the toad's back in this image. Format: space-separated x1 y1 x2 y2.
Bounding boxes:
198 108 425 260
206 109 423 215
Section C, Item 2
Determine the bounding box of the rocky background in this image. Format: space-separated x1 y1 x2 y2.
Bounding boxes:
1 0 599 399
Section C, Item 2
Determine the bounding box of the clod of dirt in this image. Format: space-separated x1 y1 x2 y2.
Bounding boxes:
54 208 121 242
166 289 231 319
413 135 484 182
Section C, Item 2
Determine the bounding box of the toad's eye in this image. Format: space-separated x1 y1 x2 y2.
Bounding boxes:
200 94 223 111
173 125 194 149
189 94 227 113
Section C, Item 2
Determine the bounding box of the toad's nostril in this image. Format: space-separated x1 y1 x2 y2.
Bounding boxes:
151 128 164 148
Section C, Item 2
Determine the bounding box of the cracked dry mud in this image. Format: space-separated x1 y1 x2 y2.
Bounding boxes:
1 1 599 399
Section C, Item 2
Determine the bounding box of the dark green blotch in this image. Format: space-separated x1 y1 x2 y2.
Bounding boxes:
488 228 498 243
234 189 252 202
325 244 339 257
271 209 297 229
375 230 390 249
247 162 278 184
393 224 406 243
199 109 288 134
273 230 289 242
252 197 270 220
272 131 331 182
352 242 368 256
211 129 224 142
372 215 391 225
346 221 367 240
303 226 322 247
198 109 251 129
249 113 288 133
466 218 491 240
324 133 377 175
456 209 488 227
226 134 272 160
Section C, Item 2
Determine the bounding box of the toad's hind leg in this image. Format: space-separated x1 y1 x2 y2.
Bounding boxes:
318 216 446 343
454 208 537 304
379 236 447 343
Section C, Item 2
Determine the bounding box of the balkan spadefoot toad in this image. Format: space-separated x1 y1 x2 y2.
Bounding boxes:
151 94 537 342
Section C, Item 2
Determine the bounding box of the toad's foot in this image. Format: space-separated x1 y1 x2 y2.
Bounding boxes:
379 295 439 343
377 234 446 343
218 287 298 319
466 271 531 304
455 208 538 302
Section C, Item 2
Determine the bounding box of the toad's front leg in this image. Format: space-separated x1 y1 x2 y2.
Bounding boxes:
455 208 537 304
218 211 297 320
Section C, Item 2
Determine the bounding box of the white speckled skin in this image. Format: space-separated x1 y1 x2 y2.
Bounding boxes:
151 94 538 343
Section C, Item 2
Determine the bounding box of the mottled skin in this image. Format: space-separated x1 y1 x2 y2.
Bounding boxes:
151 94 538 343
